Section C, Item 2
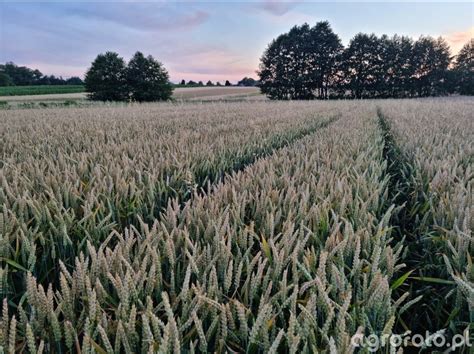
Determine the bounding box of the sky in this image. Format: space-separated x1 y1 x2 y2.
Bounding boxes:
1 1 473 83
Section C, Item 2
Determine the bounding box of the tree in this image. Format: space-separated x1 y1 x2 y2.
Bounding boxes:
341 33 385 98
307 21 343 98
187 80 197 86
258 22 342 99
180 79 186 86
0 62 42 85
379 35 414 97
126 52 173 102
411 36 451 96
452 39 473 95
225 80 232 86
237 77 257 86
66 77 84 85
198 81 204 86
0 73 13 86
216 81 222 86
257 21 463 99
206 80 214 86
84 52 128 101
258 24 314 99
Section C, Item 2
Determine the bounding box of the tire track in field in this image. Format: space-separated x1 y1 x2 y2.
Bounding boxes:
377 108 458 343
186 113 340 202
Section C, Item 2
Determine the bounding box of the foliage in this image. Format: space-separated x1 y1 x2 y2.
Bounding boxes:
0 62 43 85
453 39 474 95
0 62 83 86
0 73 13 87
342 33 384 98
84 52 128 101
258 21 342 99
258 21 471 100
126 52 173 102
237 77 258 87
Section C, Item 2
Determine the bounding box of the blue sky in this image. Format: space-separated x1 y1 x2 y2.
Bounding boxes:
1 1 472 82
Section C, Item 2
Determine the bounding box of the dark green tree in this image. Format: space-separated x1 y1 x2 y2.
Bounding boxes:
237 77 257 86
257 21 465 99
198 81 204 86
126 52 173 102
225 80 232 86
258 24 313 99
411 36 451 96
65 77 84 85
180 79 186 86
379 35 414 97
307 21 343 98
206 80 214 86
258 22 342 99
0 73 13 86
84 52 128 101
341 33 384 98
0 62 42 85
452 39 473 95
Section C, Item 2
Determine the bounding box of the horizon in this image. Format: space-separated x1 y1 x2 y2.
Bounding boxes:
1 1 473 82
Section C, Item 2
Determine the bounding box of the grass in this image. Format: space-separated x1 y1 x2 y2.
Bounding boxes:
0 85 85 96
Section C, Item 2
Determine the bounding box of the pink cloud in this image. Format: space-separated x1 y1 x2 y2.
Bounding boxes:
444 27 473 54
73 6 209 32
167 46 258 82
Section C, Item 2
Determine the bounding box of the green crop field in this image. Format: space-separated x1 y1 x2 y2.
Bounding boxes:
0 98 472 353
0 85 85 96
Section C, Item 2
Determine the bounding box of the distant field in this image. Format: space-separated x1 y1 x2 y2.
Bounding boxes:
0 85 85 96
173 86 260 99
0 86 262 106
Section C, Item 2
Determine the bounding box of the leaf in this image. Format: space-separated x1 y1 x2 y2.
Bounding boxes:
0 257 28 272
261 236 272 262
89 338 107 354
390 270 414 290
411 277 455 285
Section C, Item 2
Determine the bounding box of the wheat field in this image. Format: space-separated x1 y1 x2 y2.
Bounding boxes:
0 98 472 353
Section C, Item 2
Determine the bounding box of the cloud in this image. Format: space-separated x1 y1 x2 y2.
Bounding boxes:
166 44 257 82
255 0 300 16
73 4 210 32
443 26 473 54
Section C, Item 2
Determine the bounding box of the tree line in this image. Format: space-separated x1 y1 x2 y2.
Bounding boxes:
258 21 473 100
0 62 83 86
179 79 233 87
85 51 257 101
